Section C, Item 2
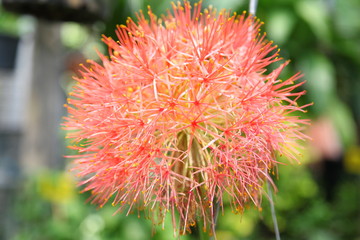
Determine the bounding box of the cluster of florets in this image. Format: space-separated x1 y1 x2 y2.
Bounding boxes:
64 0 309 235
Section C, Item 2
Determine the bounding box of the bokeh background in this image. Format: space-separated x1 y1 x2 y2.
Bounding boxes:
0 0 359 239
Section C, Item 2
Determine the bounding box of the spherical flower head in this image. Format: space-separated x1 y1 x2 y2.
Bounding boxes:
64 0 310 236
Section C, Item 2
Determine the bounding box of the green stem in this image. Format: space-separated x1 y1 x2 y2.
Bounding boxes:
198 220 208 240
210 200 220 240
197 199 220 240
249 0 259 15
267 180 281 240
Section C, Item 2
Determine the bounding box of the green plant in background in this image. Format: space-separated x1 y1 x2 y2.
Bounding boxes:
13 170 192 240
0 5 20 36
12 166 360 239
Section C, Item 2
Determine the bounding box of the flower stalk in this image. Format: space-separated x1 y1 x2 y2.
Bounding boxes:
249 0 259 15
267 181 281 240
249 0 282 239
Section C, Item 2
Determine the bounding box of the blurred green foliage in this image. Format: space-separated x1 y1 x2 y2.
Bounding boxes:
13 171 191 240
0 5 20 36
12 166 360 239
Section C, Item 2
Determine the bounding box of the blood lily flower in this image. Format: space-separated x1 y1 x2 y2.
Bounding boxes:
64 0 309 236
